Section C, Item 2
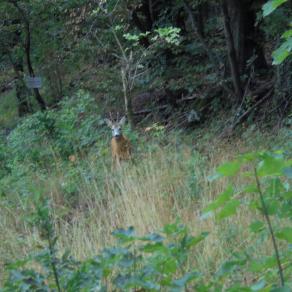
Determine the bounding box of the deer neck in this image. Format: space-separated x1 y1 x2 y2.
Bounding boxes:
113 135 123 141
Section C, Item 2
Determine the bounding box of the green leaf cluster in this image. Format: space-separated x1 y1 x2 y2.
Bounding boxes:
263 0 291 64
203 150 292 289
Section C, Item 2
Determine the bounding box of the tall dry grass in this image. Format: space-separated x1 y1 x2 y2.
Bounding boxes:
0 131 289 283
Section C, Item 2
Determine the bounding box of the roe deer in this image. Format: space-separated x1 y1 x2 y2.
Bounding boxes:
105 116 131 166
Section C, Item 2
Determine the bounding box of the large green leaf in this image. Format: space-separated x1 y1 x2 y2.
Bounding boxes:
185 232 209 248
249 220 265 233
282 29 292 38
217 160 242 177
143 242 167 253
158 257 177 274
257 155 285 177
272 38 292 65
249 256 277 272
216 259 246 277
216 199 241 220
203 186 233 213
243 184 258 193
262 0 288 17
275 227 292 243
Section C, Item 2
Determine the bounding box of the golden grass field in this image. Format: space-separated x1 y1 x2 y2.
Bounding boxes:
2 127 290 285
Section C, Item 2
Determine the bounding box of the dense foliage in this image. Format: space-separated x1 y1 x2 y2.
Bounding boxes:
0 0 291 125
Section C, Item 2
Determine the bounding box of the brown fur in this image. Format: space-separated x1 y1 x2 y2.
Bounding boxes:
111 135 131 165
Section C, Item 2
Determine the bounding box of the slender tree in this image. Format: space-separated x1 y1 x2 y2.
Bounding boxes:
221 0 243 102
9 0 47 110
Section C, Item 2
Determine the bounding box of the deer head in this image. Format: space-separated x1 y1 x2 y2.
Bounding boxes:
105 116 126 138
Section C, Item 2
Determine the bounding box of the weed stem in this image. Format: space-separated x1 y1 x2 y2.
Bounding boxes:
48 234 62 292
254 167 285 287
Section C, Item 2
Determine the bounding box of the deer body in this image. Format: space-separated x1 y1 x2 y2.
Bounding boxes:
105 117 131 166
111 135 131 162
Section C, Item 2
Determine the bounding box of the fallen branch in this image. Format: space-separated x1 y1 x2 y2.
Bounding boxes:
133 105 168 115
252 78 275 96
176 94 199 103
221 88 274 137
134 94 201 115
234 88 273 126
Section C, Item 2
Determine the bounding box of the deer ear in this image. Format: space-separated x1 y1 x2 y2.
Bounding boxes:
105 119 113 127
119 116 126 126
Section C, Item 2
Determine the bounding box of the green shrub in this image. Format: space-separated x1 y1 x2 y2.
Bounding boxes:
54 90 105 156
7 111 55 164
204 150 292 290
6 91 106 165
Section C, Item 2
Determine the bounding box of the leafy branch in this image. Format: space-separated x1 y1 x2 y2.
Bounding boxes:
254 167 285 286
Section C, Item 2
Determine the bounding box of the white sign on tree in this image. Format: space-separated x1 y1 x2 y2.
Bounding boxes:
25 76 42 89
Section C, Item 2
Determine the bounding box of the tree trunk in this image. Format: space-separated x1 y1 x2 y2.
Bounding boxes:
7 52 31 116
196 3 207 38
56 62 63 99
222 0 243 102
15 78 31 116
226 0 267 73
121 68 134 128
24 21 47 110
11 0 47 110
182 0 233 96
130 0 155 47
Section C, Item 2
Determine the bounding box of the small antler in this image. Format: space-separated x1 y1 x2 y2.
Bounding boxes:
119 116 126 125
105 111 114 127
109 111 113 121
